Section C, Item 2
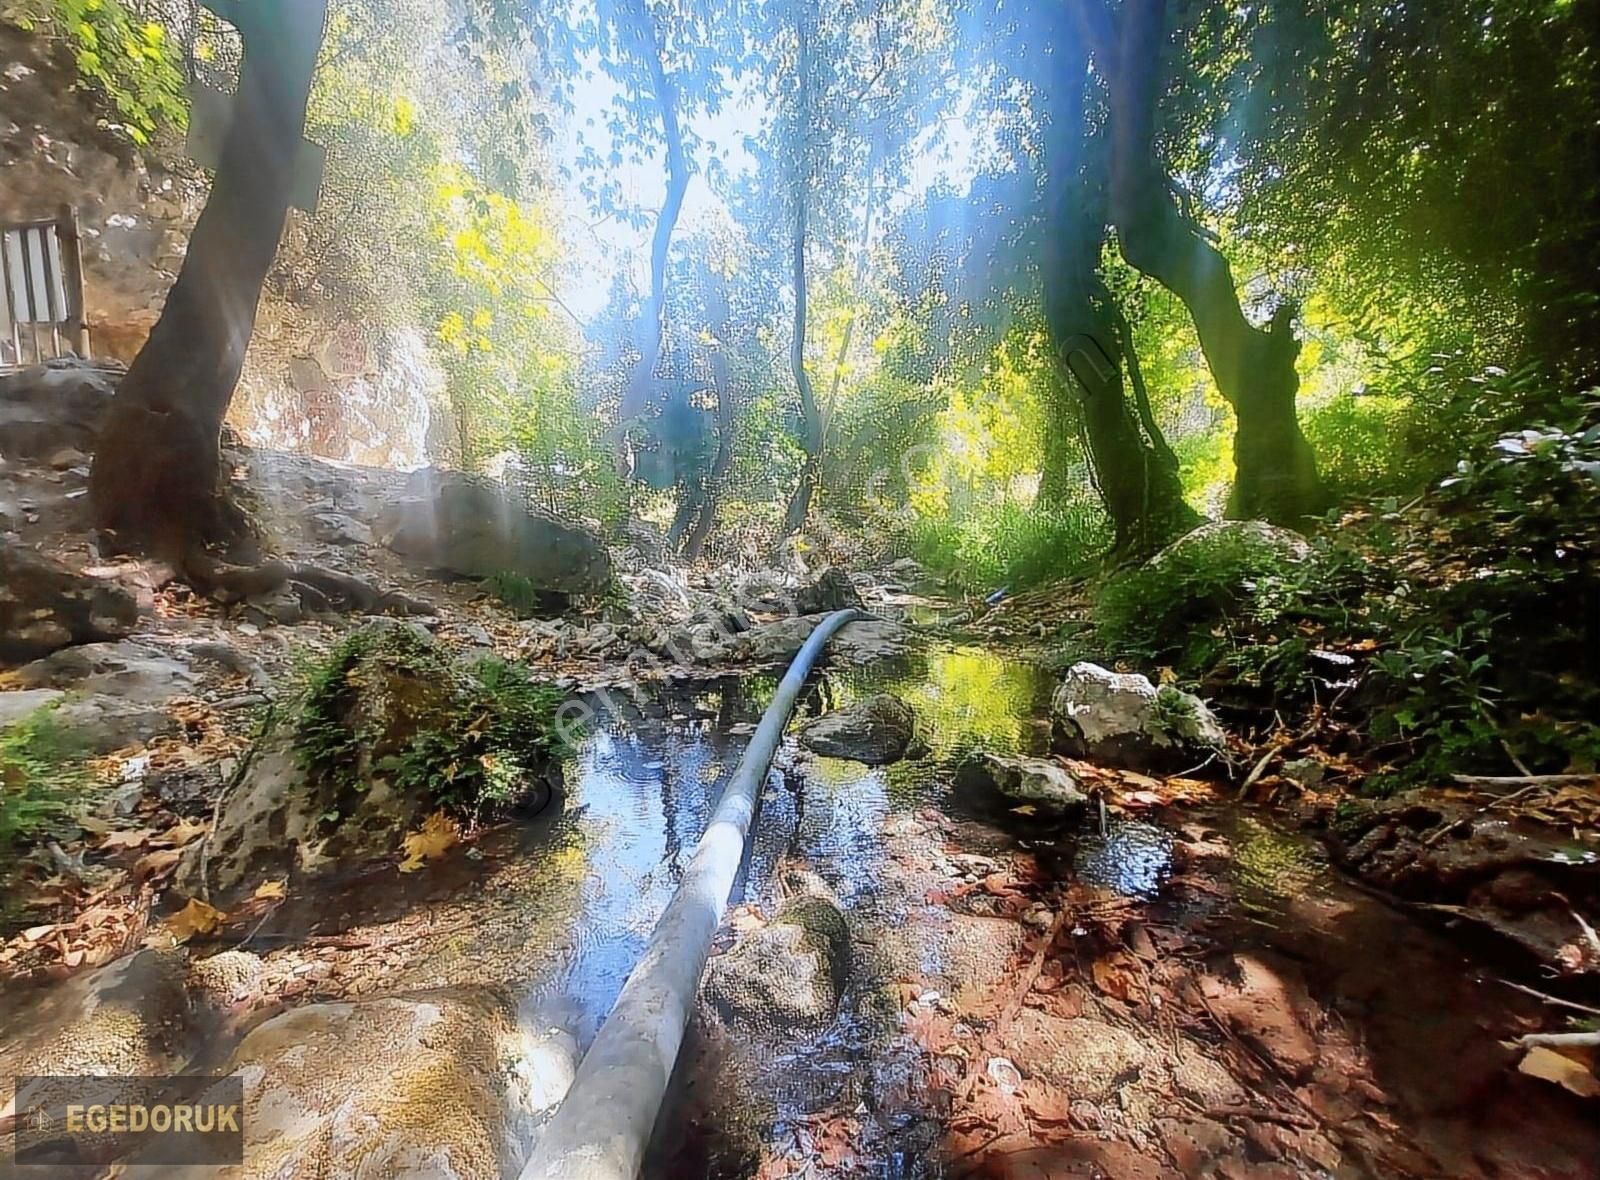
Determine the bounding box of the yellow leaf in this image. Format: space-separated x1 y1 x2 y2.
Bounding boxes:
134 848 183 879
253 879 287 901
1157 666 1178 686
154 819 209 848
398 812 460 872
1516 1046 1600 1098
100 827 157 851
166 898 225 943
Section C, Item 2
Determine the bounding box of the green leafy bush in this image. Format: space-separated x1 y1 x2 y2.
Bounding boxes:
9 0 187 142
907 500 1110 596
293 626 573 823
1 705 88 866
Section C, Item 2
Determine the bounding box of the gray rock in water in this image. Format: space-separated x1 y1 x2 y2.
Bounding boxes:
792 567 864 614
1 545 139 664
1051 662 1226 771
146 987 577 1179
800 693 917 765
955 752 1090 819
382 467 612 595
703 892 851 1029
731 615 907 666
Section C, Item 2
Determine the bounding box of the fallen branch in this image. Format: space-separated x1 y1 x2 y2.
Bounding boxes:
1497 979 1600 1018
1516 1031 1600 1049
997 906 1070 1038
1450 773 1598 791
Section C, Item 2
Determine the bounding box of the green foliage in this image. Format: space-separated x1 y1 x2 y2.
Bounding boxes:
1095 524 1319 676
907 499 1110 597
9 0 186 142
293 626 573 823
481 570 570 618
0 705 88 853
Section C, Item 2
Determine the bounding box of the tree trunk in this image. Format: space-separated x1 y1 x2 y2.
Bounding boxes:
682 285 735 562
615 0 690 460
1080 0 1328 526
781 19 821 539
90 0 327 552
1041 34 1196 560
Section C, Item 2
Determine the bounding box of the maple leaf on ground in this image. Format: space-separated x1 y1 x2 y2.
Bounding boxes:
399 812 461 872
99 828 157 851
154 819 210 848
166 898 225 943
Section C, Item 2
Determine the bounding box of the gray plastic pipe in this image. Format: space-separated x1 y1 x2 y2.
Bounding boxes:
519 607 863 1180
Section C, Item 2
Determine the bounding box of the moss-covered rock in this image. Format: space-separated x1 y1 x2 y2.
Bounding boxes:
178 622 567 900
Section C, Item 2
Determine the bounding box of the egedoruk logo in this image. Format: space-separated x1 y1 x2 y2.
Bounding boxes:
11 1075 244 1166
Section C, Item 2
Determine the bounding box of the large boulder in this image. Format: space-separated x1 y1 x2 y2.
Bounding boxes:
702 891 851 1029
154 988 577 1179
1145 519 1312 573
1051 662 1227 770
178 624 562 900
0 360 117 461
381 467 612 595
0 544 138 664
954 752 1090 819
800 693 917 765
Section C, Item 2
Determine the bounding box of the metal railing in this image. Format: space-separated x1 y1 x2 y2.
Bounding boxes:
1 204 91 370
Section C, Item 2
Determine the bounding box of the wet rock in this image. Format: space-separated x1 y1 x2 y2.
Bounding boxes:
382 467 612 595
954 752 1089 819
1051 662 1226 771
800 693 917 765
0 949 194 1083
1006 1011 1148 1100
0 360 116 461
0 544 139 663
155 988 577 1179
1147 518 1313 573
730 615 907 666
1198 953 1320 1081
703 892 850 1029
792 567 865 614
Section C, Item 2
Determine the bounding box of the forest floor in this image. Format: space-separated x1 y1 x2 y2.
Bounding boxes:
2 392 1598 1177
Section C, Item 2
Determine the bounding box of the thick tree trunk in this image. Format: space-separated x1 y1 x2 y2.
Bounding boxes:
616 0 689 456
1041 35 1196 560
90 0 327 552
1081 0 1328 526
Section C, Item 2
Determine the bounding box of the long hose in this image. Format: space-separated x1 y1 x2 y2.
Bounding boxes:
519 607 863 1180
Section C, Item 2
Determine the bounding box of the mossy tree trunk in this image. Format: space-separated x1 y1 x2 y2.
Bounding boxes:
90 0 327 554
1076 0 1329 527
1041 34 1198 561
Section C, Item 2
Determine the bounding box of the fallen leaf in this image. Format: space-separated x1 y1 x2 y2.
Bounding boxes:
99 828 157 851
165 898 225 943
399 812 461 872
133 848 183 878
253 879 288 901
1516 1046 1600 1098
154 819 209 848
21 924 56 942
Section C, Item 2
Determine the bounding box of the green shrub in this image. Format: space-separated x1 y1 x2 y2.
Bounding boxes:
1 705 88 858
8 0 187 143
907 500 1110 596
293 626 574 823
1095 523 1325 675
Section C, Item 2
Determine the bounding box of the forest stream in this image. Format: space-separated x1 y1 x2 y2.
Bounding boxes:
208 641 1600 1179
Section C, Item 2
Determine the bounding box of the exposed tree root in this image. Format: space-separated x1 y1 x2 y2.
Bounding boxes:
181 549 433 617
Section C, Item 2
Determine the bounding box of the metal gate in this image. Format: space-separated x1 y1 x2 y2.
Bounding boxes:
1 204 91 370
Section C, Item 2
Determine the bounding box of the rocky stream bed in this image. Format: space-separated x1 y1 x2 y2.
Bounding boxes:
2 363 1597 1178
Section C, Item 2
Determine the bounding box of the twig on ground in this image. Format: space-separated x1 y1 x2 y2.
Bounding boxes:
1237 747 1277 798
1496 978 1600 1018
1515 1031 1600 1049
1450 773 1598 790
997 905 1070 1039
